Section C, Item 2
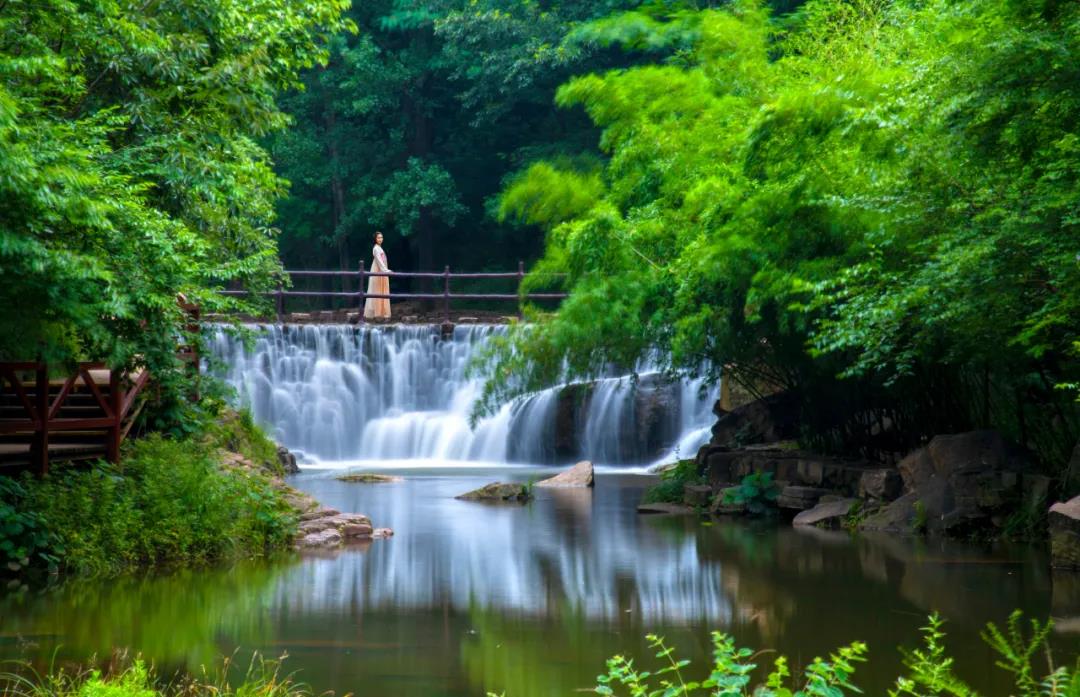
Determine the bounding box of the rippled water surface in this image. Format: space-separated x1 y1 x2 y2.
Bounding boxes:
1 468 1075 696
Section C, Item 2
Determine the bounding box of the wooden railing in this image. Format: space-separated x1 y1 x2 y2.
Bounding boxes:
218 262 567 322
0 363 152 474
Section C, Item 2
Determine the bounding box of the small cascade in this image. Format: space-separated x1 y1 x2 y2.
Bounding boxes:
208 323 719 466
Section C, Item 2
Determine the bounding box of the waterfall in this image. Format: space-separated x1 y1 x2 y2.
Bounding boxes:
208 323 719 467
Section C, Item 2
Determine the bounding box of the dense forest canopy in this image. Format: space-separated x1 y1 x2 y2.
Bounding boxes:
0 0 350 377
269 0 655 279
478 0 1080 468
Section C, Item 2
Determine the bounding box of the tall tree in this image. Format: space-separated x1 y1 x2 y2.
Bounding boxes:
0 0 350 377
481 0 1080 468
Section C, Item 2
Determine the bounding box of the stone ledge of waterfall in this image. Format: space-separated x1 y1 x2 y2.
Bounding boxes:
336 472 404 484
455 482 532 503
535 460 594 488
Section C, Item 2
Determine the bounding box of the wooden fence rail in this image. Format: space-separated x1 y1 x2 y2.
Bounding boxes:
219 261 568 322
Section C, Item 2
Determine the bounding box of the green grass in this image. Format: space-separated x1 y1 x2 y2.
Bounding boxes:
0 653 318 697
2 421 298 578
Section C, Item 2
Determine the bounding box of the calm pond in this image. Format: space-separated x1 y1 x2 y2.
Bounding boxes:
0 467 1074 696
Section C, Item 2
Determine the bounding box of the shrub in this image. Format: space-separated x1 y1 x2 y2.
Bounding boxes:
9 434 297 576
722 472 780 515
642 459 703 505
0 478 62 575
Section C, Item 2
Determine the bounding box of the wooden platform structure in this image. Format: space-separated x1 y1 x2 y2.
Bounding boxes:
0 363 153 475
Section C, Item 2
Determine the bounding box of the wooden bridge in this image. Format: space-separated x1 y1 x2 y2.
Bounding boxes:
218 262 567 322
0 302 200 475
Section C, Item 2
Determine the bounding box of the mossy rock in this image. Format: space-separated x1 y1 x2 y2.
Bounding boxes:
337 473 403 483
456 482 531 503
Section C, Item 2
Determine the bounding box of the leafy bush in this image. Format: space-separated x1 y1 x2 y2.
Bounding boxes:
642 459 703 505
10 434 297 576
0 478 62 575
722 472 779 515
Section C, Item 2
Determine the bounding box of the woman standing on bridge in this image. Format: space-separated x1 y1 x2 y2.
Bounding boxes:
364 231 392 319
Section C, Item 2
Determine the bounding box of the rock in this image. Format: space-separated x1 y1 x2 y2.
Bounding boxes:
859 469 902 501
777 485 831 511
683 484 713 507
709 392 800 448
372 527 394 539
1050 496 1080 569
337 472 403 483
276 445 300 474
872 431 1033 537
298 529 342 548
456 482 531 502
458 316 479 323
637 502 696 515
402 315 419 322
710 487 745 515
346 312 360 324
536 461 594 488
300 507 339 522
793 498 859 529
696 445 871 496
341 523 374 538
859 492 921 534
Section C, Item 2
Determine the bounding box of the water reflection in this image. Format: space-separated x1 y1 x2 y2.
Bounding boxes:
0 471 1071 697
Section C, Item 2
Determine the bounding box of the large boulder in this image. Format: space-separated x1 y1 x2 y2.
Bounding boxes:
276 445 300 474
683 484 713 507
456 482 531 502
793 498 859 529
859 469 902 502
536 461 594 488
1050 496 1080 569
861 431 1032 537
708 392 800 448
777 485 831 511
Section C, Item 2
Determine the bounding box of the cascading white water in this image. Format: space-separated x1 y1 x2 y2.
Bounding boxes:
208 323 719 467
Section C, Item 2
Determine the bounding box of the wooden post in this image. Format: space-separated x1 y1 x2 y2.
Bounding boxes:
33 364 49 476
443 265 451 323
275 282 284 323
517 260 525 320
107 369 122 465
358 260 366 324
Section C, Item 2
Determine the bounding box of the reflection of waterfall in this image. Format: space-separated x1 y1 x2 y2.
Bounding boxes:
209 324 719 465
275 479 735 624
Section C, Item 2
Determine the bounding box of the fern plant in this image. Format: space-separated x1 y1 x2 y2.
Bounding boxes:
595 631 867 697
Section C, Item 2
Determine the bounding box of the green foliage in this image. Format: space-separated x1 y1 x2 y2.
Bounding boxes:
722 472 779 515
270 0 646 281
912 501 928 536
10 434 297 576
0 478 62 575
481 0 1080 470
0 0 350 392
591 613 1080 697
595 631 867 697
892 612 1080 697
206 407 283 475
0 653 315 697
642 459 702 504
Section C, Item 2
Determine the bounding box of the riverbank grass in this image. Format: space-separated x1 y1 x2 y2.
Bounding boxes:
0 654 314 697
1 411 298 577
